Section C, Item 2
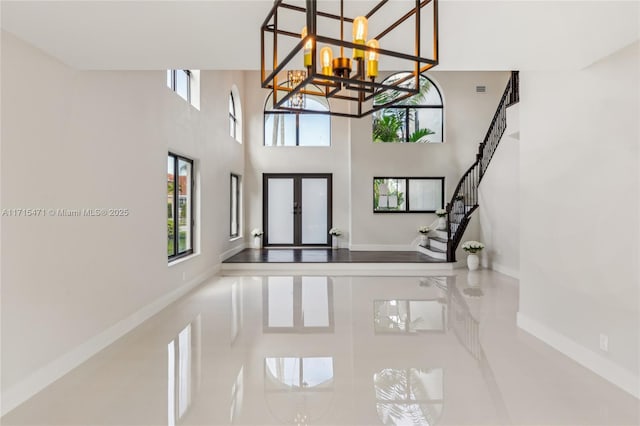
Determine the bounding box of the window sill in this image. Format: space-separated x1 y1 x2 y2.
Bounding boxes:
229 236 243 242
168 252 199 267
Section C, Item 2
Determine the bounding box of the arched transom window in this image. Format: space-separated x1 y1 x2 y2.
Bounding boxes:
373 73 443 143
229 92 238 139
264 90 331 147
229 86 243 143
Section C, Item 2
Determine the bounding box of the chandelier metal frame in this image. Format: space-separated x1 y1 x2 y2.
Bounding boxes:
261 0 439 118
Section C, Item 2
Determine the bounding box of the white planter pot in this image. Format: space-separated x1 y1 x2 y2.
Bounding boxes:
420 234 428 246
253 236 262 249
437 217 447 230
467 253 480 271
331 235 339 249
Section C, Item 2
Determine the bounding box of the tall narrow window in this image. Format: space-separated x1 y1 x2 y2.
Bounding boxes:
229 92 238 140
168 153 194 261
167 70 192 103
229 85 242 143
230 174 240 238
373 73 444 143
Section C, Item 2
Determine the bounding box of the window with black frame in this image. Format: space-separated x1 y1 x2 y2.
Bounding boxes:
373 73 443 143
168 153 194 260
373 177 444 213
230 174 240 238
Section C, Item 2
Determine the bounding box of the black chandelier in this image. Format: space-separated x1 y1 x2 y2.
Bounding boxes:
261 0 439 118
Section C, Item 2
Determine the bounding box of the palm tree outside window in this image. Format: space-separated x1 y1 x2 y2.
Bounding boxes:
373 73 444 143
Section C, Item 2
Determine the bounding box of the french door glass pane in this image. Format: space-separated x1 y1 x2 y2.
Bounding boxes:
177 159 192 253
301 277 329 327
408 179 442 211
167 156 175 257
267 277 294 327
301 178 328 244
267 178 294 244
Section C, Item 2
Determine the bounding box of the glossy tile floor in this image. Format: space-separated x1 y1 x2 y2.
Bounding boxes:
3 271 639 425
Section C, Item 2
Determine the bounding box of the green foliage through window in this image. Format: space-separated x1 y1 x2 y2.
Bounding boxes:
168 153 193 260
373 177 445 213
372 73 443 143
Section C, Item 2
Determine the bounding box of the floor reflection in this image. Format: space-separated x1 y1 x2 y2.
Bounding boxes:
374 368 443 425
374 300 447 333
264 357 335 425
231 281 242 345
265 357 334 390
230 367 243 424
3 273 638 426
263 276 334 333
168 315 201 426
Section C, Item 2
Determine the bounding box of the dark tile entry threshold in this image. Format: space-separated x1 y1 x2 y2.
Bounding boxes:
223 248 445 263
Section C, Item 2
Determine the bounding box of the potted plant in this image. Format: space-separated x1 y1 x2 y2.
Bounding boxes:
461 240 484 271
418 226 430 246
435 209 447 230
251 228 264 249
329 228 342 249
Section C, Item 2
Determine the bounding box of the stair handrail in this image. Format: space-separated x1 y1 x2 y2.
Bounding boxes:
445 71 519 261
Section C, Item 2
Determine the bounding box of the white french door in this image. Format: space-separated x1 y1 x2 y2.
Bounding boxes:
263 174 332 246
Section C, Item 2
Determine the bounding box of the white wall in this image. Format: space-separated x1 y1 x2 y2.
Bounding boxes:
242 71 509 255
0 32 246 411
518 42 639 396
243 71 351 247
478 112 520 278
350 71 510 253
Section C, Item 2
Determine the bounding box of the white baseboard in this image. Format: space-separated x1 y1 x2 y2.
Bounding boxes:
349 243 415 251
517 312 640 399
1 265 219 417
219 242 247 262
487 262 520 279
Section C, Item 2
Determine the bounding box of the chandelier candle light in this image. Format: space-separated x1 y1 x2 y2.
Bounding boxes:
261 0 439 118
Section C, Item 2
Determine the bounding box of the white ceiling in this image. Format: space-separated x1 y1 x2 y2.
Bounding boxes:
1 0 638 71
